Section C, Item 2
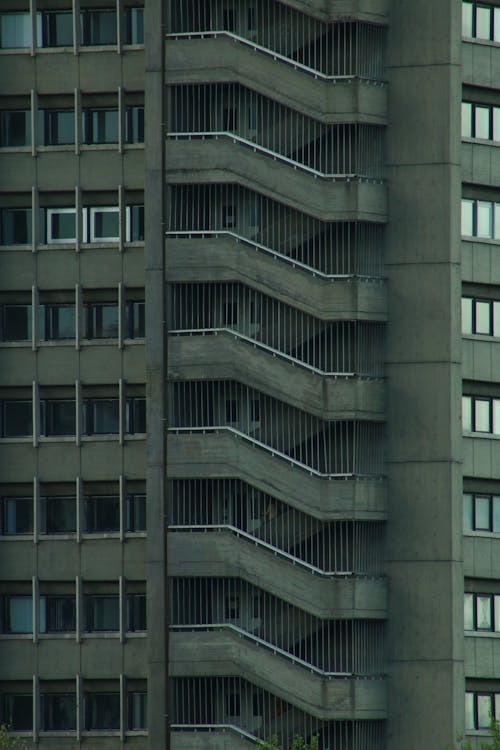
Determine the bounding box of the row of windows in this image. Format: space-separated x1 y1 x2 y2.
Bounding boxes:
1 689 146 731
1 493 146 535
0 106 144 148
461 199 500 240
465 592 500 632
1 592 145 634
463 2 500 42
462 101 500 142
462 395 500 435
0 8 143 49
1 300 144 342
462 297 500 337
0 205 144 245
464 493 500 533
0 397 146 438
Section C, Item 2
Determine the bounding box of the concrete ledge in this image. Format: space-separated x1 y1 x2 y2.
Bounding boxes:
168 335 385 419
169 630 386 720
168 532 387 618
166 37 387 124
168 432 387 519
165 140 387 221
165 237 387 320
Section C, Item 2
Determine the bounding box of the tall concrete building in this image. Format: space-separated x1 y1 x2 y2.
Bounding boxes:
0 0 498 748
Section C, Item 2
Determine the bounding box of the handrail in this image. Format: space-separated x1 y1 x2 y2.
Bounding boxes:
167 131 384 183
171 723 259 743
165 230 386 281
166 30 387 85
168 522 359 577
168 327 369 378
171 622 385 678
167 426 384 479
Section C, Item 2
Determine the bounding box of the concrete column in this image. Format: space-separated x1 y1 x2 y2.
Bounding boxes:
385 2 464 748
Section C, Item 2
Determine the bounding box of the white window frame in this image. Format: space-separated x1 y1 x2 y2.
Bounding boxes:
89 206 119 243
46 207 77 244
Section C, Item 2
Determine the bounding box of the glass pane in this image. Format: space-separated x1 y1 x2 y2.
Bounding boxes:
464 593 474 630
92 400 119 434
493 302 500 337
463 493 473 531
462 396 472 431
43 693 76 730
495 203 500 240
3 497 32 534
493 496 500 532
476 6 492 39
494 399 500 435
465 692 474 729
475 495 491 531
462 298 473 334
47 305 75 339
100 305 119 337
42 11 73 47
0 111 30 147
477 595 492 629
3 400 32 437
475 300 491 334
462 102 472 137
0 13 31 48
475 399 491 431
462 2 473 36
49 210 75 242
461 199 474 236
496 8 500 42
44 496 76 533
0 208 32 245
90 597 119 630
3 305 31 341
92 209 119 241
9 597 32 633
477 201 493 238
495 596 500 632
475 106 490 139
494 108 500 142
478 694 492 728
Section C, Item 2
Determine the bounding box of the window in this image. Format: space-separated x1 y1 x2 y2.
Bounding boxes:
1 596 32 633
83 399 119 435
225 399 238 423
0 496 32 535
125 106 144 143
85 302 119 338
0 400 32 438
84 495 119 532
0 13 31 49
40 399 76 436
126 493 146 531
39 304 75 340
125 301 145 338
125 7 144 44
38 10 73 47
84 692 120 730
461 198 500 240
462 297 500 336
40 596 76 633
223 107 237 131
89 207 119 242
225 595 239 619
127 204 144 241
0 694 32 731
462 395 500 434
38 110 75 146
222 7 236 31
1 304 32 342
86 596 119 631
464 492 500 532
0 208 32 245
41 693 76 730
222 205 236 228
466 691 500 730
83 109 118 145
462 2 500 42
223 302 238 325
226 691 240 716
128 692 146 730
46 208 76 244
127 594 146 631
462 101 500 142
464 592 500 632
41 496 76 534
80 9 117 46
0 110 30 147
126 397 146 434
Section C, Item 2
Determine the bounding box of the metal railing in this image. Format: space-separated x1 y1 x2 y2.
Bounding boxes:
168 478 385 574
167 184 385 277
170 577 385 674
171 677 386 748
169 381 385 476
169 84 385 179
168 282 385 376
167 0 386 81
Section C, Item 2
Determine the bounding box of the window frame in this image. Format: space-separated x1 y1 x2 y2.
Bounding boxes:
0 399 33 438
464 492 500 533
0 496 33 535
41 692 77 731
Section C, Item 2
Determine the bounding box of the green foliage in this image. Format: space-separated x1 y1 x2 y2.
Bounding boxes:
444 719 500 750
257 735 318 750
0 725 28 750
